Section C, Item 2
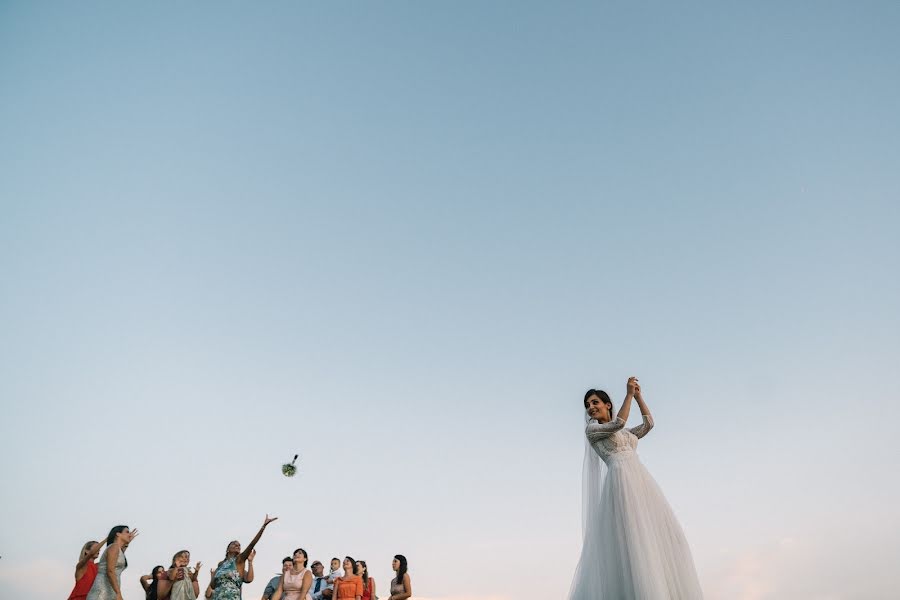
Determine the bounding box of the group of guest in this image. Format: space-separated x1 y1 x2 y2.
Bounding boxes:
67 516 413 600
260 552 411 600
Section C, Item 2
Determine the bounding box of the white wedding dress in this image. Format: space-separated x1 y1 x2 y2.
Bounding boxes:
568 413 704 599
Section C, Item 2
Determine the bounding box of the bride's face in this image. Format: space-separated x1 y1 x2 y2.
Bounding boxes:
586 394 612 422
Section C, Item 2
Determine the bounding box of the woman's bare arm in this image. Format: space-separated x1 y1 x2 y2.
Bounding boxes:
140 574 153 592
298 571 313 598
105 545 122 595
239 515 277 564
396 573 412 600
75 538 107 580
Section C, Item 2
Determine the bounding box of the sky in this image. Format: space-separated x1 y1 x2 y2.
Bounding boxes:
1 2 898 599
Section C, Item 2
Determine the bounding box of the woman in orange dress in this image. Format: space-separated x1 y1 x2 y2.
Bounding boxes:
332 557 362 600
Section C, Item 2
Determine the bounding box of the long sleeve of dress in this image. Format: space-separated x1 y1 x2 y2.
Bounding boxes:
629 413 655 439
585 417 626 443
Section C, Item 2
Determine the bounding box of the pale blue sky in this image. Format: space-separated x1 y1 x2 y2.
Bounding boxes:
1 2 898 599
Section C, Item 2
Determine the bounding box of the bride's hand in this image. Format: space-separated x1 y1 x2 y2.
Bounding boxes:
627 376 639 396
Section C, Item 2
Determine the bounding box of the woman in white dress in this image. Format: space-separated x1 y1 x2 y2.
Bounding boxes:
568 377 704 600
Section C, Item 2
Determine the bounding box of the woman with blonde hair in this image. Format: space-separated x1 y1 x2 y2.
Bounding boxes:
68 538 107 600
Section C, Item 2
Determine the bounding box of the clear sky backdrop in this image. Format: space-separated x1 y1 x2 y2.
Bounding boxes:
1 2 898 600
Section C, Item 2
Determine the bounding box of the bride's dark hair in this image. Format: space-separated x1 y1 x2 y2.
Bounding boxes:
583 389 614 413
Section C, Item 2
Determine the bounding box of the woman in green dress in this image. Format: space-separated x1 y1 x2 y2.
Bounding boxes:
211 515 277 600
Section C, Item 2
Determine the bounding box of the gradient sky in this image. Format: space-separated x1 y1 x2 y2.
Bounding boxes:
1 2 898 600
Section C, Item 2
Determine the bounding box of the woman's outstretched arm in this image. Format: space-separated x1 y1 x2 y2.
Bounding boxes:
239 515 277 565
76 538 107 576
75 539 106 582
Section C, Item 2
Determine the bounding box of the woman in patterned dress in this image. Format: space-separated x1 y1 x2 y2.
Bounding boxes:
211 515 277 600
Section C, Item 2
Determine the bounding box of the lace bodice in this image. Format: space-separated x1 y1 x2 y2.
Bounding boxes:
585 414 654 462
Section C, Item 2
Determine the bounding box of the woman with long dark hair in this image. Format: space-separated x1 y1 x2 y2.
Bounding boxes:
568 377 703 599
211 515 277 600
139 566 165 600
68 537 107 600
87 525 139 600
387 555 410 600
355 560 374 600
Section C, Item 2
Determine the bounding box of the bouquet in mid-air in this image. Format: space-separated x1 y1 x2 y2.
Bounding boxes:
282 454 299 477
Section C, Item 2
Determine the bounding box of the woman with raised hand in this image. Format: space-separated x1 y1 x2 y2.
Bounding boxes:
387 555 410 600
87 525 139 600
211 515 277 600
139 566 165 600
167 550 203 600
68 538 107 600
568 377 704 599
204 568 215 600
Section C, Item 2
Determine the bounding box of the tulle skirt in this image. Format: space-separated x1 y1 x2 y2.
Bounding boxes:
569 452 703 599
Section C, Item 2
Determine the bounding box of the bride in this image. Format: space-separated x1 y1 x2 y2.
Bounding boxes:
568 377 704 599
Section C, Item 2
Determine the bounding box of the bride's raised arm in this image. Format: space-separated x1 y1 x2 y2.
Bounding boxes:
585 416 626 443
629 381 655 439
